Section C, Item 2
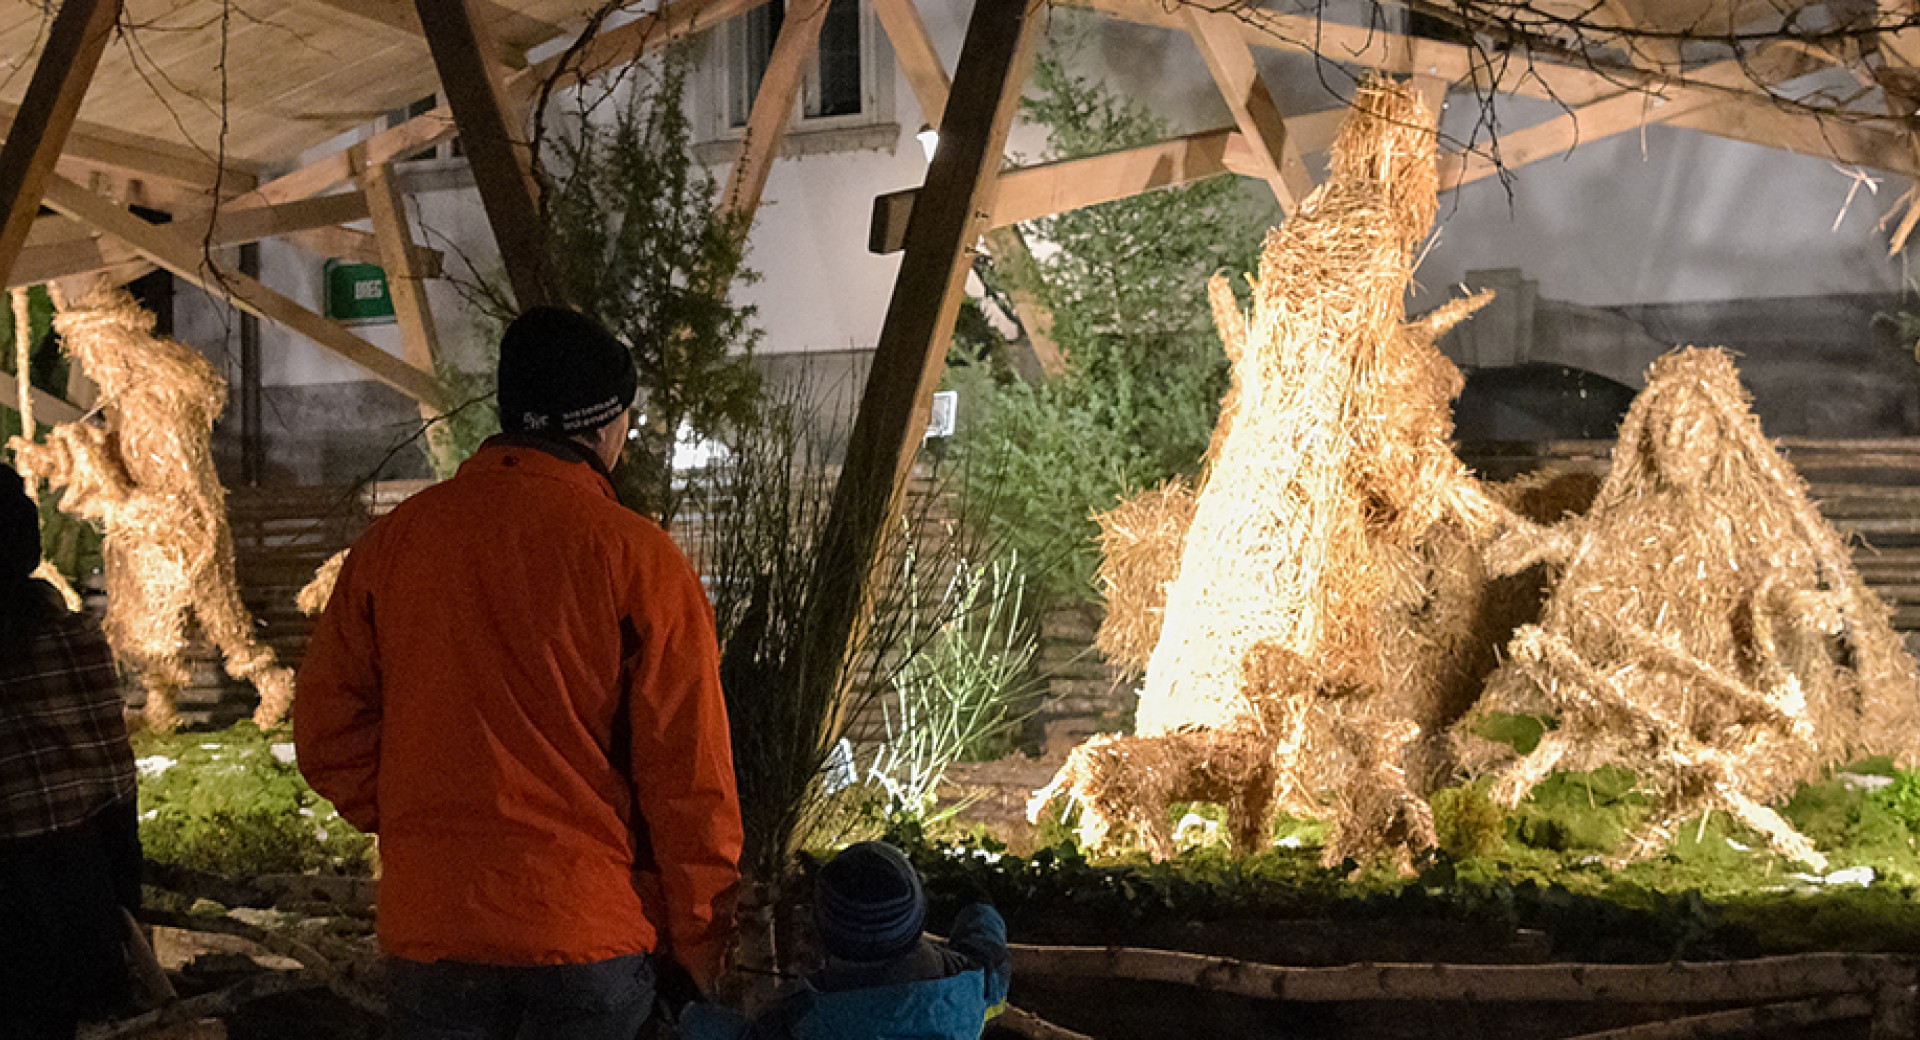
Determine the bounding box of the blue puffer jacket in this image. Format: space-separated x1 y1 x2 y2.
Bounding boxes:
684 904 1011 1040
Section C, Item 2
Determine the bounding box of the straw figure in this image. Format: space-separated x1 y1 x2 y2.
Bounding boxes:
297 548 349 616
1460 347 1920 869
1039 77 1531 867
8 287 295 731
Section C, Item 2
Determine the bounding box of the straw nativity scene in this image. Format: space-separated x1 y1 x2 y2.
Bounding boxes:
1030 75 1920 873
9 285 296 733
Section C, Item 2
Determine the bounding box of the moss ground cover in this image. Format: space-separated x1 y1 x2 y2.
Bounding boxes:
133 722 372 876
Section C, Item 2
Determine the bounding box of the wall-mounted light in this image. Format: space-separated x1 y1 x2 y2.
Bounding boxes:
916 124 939 163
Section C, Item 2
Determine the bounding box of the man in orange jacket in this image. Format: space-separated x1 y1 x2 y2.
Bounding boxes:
296 307 742 1039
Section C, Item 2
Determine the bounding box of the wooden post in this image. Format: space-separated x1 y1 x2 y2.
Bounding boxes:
0 0 124 289
359 158 457 473
412 0 556 310
723 0 830 219
806 0 1042 695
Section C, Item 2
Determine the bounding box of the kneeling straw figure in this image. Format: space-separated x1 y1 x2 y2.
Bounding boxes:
683 841 1010 1040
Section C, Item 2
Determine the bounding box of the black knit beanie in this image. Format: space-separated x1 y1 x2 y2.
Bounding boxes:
496 307 639 436
1 467 40 582
814 841 927 963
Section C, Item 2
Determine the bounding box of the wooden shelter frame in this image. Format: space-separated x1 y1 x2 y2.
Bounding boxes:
7 0 1920 695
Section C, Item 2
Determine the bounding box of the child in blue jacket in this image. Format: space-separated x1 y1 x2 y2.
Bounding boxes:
685 841 1010 1040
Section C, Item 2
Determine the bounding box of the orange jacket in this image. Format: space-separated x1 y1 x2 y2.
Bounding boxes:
295 439 742 984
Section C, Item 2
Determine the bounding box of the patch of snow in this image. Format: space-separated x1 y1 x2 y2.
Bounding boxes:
270 743 297 764
136 755 174 778
1838 772 1895 792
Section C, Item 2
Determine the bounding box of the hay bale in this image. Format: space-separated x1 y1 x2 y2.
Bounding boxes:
1093 481 1195 676
1461 346 1920 868
8 288 295 731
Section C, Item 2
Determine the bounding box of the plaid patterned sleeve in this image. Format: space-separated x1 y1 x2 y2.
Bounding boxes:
0 611 138 841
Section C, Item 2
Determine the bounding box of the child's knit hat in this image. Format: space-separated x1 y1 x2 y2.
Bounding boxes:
813 841 927 963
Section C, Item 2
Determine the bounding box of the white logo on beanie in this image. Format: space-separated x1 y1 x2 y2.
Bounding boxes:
524 412 550 430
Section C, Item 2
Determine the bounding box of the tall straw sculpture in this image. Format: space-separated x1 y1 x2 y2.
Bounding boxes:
1037 78 1525 867
1461 347 1920 869
8 287 295 731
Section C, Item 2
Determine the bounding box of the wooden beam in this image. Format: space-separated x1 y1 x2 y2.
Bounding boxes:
0 369 84 425
4 193 441 289
724 0 830 218
1181 4 1313 211
0 0 124 291
1437 86 1722 187
873 0 950 121
809 0 1043 708
41 174 450 410
279 225 442 276
359 158 455 468
870 110 1348 254
413 0 555 310
1070 0 1919 176
871 0 1063 379
516 0 770 100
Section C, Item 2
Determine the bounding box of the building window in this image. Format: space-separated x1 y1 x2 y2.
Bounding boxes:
726 0 868 126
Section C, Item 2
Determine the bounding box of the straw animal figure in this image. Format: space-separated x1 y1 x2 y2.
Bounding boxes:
1042 78 1527 866
8 287 295 731
1462 347 1920 869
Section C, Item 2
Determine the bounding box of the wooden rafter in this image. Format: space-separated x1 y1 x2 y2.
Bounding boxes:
359 158 456 469
873 0 950 121
809 0 1044 704
1068 0 1920 178
0 0 125 290
233 0 773 214
413 0 555 310
40 173 450 410
6 191 442 289
872 0 1064 378
1182 5 1313 211
724 0 830 218
869 109 1349 254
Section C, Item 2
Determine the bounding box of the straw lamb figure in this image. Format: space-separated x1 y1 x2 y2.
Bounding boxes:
1463 347 1920 869
8 287 296 731
1038 78 1522 866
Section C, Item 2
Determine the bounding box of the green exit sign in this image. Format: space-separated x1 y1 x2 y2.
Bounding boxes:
323 260 396 325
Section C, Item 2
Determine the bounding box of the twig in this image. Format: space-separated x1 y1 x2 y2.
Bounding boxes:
138 908 385 1016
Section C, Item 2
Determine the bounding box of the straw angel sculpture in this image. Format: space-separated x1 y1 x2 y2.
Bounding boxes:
1462 346 1920 869
1036 77 1527 867
9 287 295 731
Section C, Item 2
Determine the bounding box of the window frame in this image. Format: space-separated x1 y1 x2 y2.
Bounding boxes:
696 0 896 149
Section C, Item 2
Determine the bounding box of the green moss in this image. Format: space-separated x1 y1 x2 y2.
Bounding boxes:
133 723 372 876
1432 781 1506 862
